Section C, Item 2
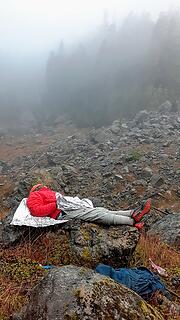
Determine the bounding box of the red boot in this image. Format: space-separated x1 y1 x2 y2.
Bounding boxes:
134 222 144 230
132 199 151 223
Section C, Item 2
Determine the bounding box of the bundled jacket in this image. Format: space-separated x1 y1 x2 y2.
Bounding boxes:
96 264 171 300
27 187 61 219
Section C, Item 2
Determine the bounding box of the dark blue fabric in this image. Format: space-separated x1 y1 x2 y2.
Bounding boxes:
96 264 171 300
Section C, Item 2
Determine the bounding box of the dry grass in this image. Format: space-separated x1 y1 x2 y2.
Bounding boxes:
133 234 180 320
133 234 180 269
0 230 76 319
1 230 74 266
135 234 180 288
0 259 45 319
0 232 57 319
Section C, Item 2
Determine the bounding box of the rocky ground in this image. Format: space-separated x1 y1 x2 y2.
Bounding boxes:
0 105 180 319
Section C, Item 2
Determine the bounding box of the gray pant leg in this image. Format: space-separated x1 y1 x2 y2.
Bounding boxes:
108 209 133 217
63 207 134 226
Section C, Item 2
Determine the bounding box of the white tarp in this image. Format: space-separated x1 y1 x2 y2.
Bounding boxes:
11 198 69 228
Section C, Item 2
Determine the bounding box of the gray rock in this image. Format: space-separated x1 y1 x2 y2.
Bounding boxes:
123 166 129 174
150 174 164 187
121 123 128 129
1 208 27 246
114 174 124 181
148 213 180 250
133 179 147 187
133 110 149 125
13 266 163 320
142 166 153 178
63 221 139 268
110 120 121 134
63 164 78 175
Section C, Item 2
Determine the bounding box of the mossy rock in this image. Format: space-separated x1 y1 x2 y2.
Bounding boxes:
56 220 140 268
13 266 163 320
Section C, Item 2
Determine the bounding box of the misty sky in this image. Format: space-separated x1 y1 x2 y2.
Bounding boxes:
0 0 180 57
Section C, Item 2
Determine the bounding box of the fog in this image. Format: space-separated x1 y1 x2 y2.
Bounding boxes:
0 0 180 130
1 0 179 56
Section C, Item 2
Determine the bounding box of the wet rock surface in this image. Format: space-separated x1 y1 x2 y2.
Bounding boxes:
1 207 26 246
13 266 163 320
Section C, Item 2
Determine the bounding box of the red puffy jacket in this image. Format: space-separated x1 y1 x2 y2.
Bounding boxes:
27 187 61 219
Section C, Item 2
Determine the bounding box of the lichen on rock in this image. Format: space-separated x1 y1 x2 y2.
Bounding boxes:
13 266 163 320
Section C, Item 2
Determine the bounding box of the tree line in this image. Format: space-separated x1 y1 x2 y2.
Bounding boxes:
44 10 180 127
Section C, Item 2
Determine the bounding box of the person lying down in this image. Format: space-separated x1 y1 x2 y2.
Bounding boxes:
27 184 151 231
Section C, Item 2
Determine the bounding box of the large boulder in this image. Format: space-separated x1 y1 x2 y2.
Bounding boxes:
148 213 180 250
1 217 139 268
13 266 163 320
61 220 139 268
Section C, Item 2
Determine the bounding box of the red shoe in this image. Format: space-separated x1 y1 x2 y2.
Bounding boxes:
132 199 151 223
134 222 144 231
